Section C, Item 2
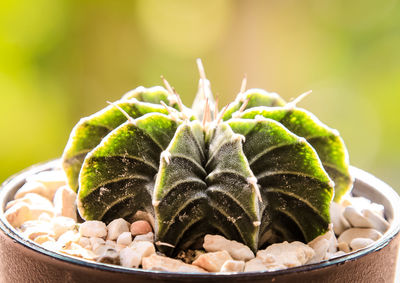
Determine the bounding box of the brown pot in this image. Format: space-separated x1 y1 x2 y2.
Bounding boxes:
0 160 399 282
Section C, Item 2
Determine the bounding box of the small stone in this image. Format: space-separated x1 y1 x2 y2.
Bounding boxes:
344 196 371 210
130 210 155 228
38 213 53 222
79 221 107 238
27 206 55 221
338 228 382 245
57 230 80 248
5 202 55 229
350 237 374 251
129 241 156 260
308 238 329 264
26 170 67 200
53 186 77 221
363 209 389 233
244 258 268 272
337 241 350 253
130 220 152 236
19 220 50 232
90 237 106 251
115 244 126 252
107 218 130 240
117 232 132 246
14 182 47 200
52 216 76 239
142 254 207 273
78 237 90 248
203 234 255 261
6 193 54 211
34 235 55 245
308 227 337 264
95 247 120 264
220 260 245 272
120 247 142 268
368 203 385 218
192 250 232 272
105 240 116 248
4 203 31 227
343 206 371 228
257 241 315 268
133 232 154 242
22 224 55 240
120 241 155 267
330 202 351 235
60 243 95 260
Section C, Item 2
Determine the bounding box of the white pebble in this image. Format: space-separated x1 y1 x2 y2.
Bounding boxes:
129 241 156 259
368 203 385 218
338 228 382 245
192 250 233 272
78 237 90 249
350 237 374 251
57 230 80 248
363 209 389 233
220 259 245 272
34 234 55 245
343 206 371 228
120 247 142 268
257 241 315 268
107 218 130 240
133 232 154 242
26 170 67 200
142 254 207 273
52 216 76 239
308 227 337 263
4 203 31 227
244 258 269 272
308 238 330 264
53 186 77 221
330 202 351 235
105 240 116 247
14 182 47 200
6 193 54 211
22 224 55 240
343 196 371 210
79 221 107 238
61 242 95 260
117 232 132 246
337 241 350 253
38 213 53 222
203 234 255 261
120 241 156 268
90 237 105 251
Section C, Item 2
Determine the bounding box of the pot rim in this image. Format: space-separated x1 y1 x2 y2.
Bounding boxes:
0 159 399 279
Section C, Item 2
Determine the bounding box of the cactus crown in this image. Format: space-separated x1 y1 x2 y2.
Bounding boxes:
62 60 352 255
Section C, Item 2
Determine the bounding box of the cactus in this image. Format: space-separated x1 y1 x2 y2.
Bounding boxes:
62 61 352 255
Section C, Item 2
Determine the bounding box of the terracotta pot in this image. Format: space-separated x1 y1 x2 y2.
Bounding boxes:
0 160 399 282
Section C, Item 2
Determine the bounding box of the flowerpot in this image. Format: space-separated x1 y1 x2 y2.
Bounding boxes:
0 160 399 282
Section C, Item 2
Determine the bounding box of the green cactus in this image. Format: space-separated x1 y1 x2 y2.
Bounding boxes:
62 62 352 255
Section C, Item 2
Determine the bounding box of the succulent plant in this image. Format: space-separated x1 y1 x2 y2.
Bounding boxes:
62 60 352 255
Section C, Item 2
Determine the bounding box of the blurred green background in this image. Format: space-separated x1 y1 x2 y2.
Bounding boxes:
1 0 399 192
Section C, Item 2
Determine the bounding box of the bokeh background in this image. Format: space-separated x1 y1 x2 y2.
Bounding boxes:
1 0 399 193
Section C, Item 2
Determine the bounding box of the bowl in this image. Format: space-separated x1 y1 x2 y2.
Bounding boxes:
0 160 399 282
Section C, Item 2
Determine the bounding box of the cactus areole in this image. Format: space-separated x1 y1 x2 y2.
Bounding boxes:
62 60 352 256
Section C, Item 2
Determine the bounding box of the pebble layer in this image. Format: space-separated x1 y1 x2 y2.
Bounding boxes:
3 170 390 273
